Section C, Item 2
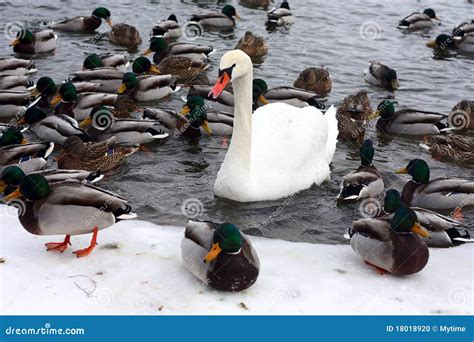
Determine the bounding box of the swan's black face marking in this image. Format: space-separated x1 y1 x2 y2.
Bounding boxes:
218 63 236 79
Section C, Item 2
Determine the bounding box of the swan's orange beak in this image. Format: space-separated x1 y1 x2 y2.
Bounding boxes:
209 72 231 100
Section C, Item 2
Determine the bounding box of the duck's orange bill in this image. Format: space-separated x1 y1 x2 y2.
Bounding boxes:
209 72 230 100
411 223 430 238
203 242 222 263
9 39 20 46
4 188 21 201
394 167 408 174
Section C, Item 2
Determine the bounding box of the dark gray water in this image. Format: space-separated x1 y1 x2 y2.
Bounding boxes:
1 0 473 244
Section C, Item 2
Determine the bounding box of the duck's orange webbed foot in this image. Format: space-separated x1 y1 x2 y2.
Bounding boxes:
45 235 71 253
364 260 387 275
73 227 98 258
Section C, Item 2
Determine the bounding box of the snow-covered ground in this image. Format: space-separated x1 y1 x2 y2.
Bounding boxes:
0 205 472 315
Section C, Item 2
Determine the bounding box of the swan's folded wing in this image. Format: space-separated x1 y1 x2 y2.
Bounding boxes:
323 105 338 164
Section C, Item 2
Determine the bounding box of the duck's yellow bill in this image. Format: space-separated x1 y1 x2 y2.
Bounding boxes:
391 80 399 90
204 242 222 263
201 121 212 136
21 138 28 145
179 105 190 115
50 94 62 106
4 188 21 201
117 84 127 94
411 223 430 238
367 111 380 120
426 40 437 48
9 38 20 47
106 18 113 27
143 48 153 56
79 116 93 128
395 167 408 174
258 95 269 105
150 65 161 74
235 13 241 20
0 181 7 194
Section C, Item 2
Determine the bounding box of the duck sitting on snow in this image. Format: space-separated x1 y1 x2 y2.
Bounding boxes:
381 189 471 248
337 139 384 202
9 29 56 54
51 7 112 32
4 174 136 257
349 206 429 275
395 159 474 210
398 8 439 31
181 220 259 292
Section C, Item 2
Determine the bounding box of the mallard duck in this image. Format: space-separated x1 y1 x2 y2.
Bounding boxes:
20 106 88 145
373 100 448 135
294 67 332 95
0 141 54 174
395 159 474 210
0 58 37 76
364 62 398 92
57 136 138 172
453 20 474 37
80 105 169 145
151 14 181 40
235 31 268 61
108 23 142 49
450 100 473 129
9 29 56 54
336 91 372 144
381 189 471 247
0 90 30 122
133 56 208 83
181 220 259 292
349 206 429 275
255 82 325 109
427 34 474 53
4 174 137 257
398 8 439 31
51 7 112 32
266 1 295 27
420 135 474 166
337 139 384 201
239 0 270 10
50 82 117 120
117 72 178 102
0 126 26 146
0 75 33 92
146 96 231 138
83 54 128 71
70 67 124 93
0 165 102 194
189 5 240 30
144 37 214 64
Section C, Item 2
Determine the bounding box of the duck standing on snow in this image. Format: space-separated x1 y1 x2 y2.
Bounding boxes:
181 220 259 292
266 1 295 27
398 8 439 31
294 67 332 95
364 61 398 92
395 159 474 210
372 100 448 135
9 29 56 54
208 50 338 202
235 31 268 61
337 139 384 202
51 7 112 32
381 189 471 248
189 5 240 31
349 206 429 275
3 174 136 257
151 14 181 40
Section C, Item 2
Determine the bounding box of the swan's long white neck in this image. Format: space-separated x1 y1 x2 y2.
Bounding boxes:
221 66 253 178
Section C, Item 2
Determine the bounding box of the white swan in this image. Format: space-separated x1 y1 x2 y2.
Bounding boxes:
209 50 338 202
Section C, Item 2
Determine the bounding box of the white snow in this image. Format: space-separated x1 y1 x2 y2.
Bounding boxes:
0 204 472 315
